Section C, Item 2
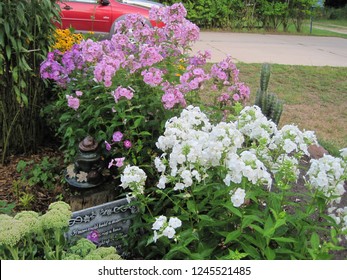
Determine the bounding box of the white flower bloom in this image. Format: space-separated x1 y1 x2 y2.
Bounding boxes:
283 139 297 154
120 165 147 195
180 170 193 187
152 215 167 230
230 188 246 207
157 175 168 189
168 217 182 229
162 226 176 239
154 157 166 173
174 182 185 191
306 155 346 204
340 148 347 159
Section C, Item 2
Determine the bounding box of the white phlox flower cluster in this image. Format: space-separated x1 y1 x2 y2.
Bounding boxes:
237 105 277 144
156 105 211 152
306 154 346 204
328 206 347 240
224 151 272 190
230 188 246 207
269 124 317 156
270 154 300 180
120 165 147 196
340 148 347 160
155 106 245 190
152 216 182 242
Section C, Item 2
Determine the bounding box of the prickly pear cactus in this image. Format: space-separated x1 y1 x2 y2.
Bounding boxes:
255 63 283 125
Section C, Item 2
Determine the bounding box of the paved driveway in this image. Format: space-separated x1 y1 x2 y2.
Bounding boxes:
191 32 347 67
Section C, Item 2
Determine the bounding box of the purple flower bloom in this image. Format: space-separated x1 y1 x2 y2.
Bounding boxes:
124 140 132 149
113 131 123 142
87 230 99 244
75 90 83 96
108 159 114 169
233 93 240 101
105 141 112 151
66 95 80 110
115 157 125 167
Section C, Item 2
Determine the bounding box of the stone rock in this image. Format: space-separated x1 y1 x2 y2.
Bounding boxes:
308 144 329 159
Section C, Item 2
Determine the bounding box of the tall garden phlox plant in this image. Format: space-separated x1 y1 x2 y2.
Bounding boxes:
40 3 249 171
121 105 347 260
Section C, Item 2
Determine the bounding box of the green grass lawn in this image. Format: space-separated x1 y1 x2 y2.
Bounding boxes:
210 19 347 39
233 63 347 155
314 19 347 28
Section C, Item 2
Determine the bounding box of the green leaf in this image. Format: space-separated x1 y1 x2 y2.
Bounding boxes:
186 200 197 214
271 237 297 243
5 45 11 60
198 214 215 224
264 247 276 260
241 215 263 229
222 202 242 217
65 127 73 138
310 232 320 251
225 229 241 243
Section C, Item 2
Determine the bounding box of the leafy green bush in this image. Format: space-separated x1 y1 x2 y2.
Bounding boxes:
161 0 318 31
16 157 62 190
0 0 60 163
0 200 15 215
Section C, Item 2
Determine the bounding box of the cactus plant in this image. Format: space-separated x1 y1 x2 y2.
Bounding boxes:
255 63 283 125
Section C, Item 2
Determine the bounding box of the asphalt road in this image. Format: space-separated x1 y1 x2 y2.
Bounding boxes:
191 32 347 67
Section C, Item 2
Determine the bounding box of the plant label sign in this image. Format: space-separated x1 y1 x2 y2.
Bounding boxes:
66 198 137 251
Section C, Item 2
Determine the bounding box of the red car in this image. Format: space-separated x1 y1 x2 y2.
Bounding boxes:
57 0 162 37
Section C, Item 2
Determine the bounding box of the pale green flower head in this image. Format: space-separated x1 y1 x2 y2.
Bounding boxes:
14 211 40 234
85 247 122 260
0 216 27 247
69 238 97 258
39 208 71 231
62 253 83 260
48 201 71 213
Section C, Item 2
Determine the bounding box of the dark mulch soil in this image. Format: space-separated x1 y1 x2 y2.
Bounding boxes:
0 146 72 213
0 145 346 259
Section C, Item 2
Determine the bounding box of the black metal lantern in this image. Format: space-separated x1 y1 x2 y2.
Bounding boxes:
65 136 104 189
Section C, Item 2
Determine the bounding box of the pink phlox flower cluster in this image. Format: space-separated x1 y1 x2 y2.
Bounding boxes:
211 56 250 105
179 67 210 93
79 39 103 63
235 82 251 100
94 54 124 87
40 50 69 87
122 54 143 74
65 94 80 110
151 3 187 25
211 56 239 84
61 44 84 74
139 45 164 67
149 3 199 51
124 140 132 149
161 83 186 109
189 50 212 66
111 86 134 102
108 157 125 169
141 67 164 86
112 131 123 142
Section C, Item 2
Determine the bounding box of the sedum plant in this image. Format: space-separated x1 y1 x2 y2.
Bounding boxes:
255 63 283 125
0 201 122 260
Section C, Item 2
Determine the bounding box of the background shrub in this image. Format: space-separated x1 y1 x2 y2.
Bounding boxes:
0 0 60 164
